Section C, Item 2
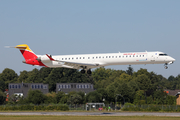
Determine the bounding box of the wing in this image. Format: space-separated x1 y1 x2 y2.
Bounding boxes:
46 54 100 69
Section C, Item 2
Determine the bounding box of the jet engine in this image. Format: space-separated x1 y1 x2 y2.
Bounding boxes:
36 55 52 62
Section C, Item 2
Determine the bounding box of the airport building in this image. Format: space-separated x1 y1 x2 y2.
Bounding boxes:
165 89 180 105
8 82 94 98
8 83 49 98
56 83 94 94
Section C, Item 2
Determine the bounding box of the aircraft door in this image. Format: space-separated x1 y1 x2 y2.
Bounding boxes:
151 54 155 62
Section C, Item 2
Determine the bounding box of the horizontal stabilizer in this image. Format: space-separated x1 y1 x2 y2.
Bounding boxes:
15 45 27 49
5 44 28 50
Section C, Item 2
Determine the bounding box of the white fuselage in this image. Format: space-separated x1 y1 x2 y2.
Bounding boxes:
38 51 175 70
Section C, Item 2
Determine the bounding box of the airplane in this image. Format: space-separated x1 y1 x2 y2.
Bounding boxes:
9 44 175 74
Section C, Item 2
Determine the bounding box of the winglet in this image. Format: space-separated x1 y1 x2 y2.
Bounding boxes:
46 54 55 61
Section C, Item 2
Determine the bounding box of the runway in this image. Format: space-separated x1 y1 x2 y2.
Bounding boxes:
0 112 180 116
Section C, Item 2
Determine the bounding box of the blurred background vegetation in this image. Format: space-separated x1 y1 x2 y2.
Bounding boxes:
0 67 179 106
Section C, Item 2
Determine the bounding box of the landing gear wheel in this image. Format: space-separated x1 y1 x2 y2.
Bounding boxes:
81 69 85 74
87 69 92 74
164 66 168 69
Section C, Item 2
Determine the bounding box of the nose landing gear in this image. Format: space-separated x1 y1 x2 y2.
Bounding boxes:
164 66 168 69
164 63 168 69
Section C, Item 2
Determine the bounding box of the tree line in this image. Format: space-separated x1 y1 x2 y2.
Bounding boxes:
0 67 179 105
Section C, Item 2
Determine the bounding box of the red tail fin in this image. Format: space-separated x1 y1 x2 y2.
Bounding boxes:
15 44 45 66
15 44 37 60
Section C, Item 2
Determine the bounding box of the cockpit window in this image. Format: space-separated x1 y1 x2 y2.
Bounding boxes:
159 54 168 56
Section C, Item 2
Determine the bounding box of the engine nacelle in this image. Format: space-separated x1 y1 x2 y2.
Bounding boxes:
36 55 52 62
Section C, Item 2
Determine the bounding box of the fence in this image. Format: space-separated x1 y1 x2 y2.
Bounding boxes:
123 104 180 112
68 104 180 111
0 104 69 111
1 104 180 112
68 104 86 110
69 104 120 111
0 104 117 111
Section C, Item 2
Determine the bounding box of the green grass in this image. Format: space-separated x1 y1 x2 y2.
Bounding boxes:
0 116 180 120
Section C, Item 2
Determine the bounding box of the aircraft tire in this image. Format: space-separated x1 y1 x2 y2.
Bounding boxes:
87 69 92 74
81 69 85 74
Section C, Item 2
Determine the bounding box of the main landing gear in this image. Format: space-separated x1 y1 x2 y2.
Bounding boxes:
81 69 92 74
164 63 168 69
81 69 86 74
87 69 92 74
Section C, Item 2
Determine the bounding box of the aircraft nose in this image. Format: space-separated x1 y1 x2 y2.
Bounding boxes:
167 57 175 65
172 58 175 62
170 57 175 62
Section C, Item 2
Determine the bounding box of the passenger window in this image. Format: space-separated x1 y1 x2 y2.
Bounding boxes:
112 56 114 58
99 56 101 58
92 57 94 59
83 57 85 59
88 57 90 59
65 58 67 60
106 56 108 58
96 57 98 59
62 58 63 60
79 57 81 59
76 57 78 59
69 58 70 60
109 56 111 58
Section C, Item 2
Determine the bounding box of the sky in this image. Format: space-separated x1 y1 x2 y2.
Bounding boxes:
0 0 180 78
